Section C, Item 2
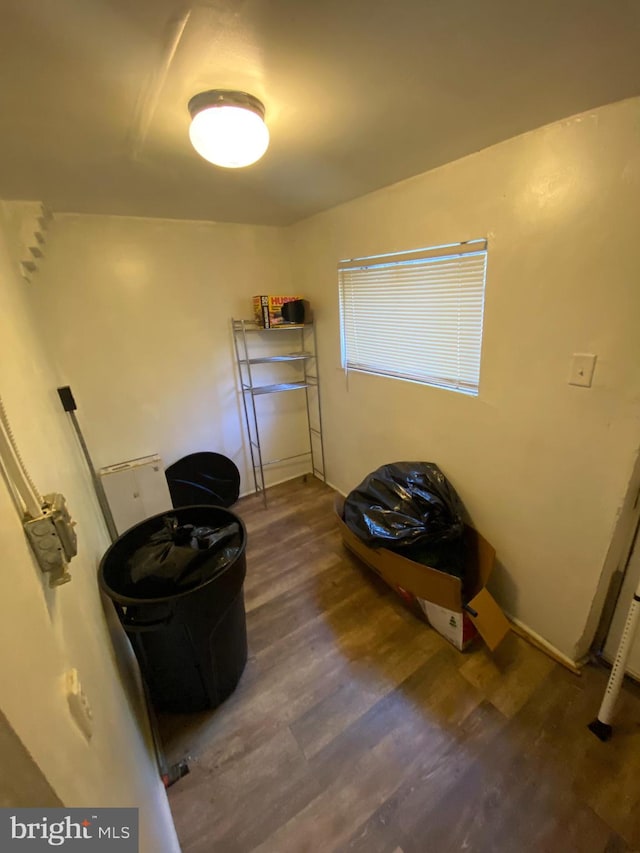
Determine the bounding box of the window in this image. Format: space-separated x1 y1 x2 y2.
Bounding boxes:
338 239 487 395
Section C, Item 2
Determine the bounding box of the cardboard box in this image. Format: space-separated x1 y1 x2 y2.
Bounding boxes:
253 295 304 328
334 495 510 652
416 599 478 651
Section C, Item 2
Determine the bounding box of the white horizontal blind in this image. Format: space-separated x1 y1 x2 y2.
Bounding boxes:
339 240 487 395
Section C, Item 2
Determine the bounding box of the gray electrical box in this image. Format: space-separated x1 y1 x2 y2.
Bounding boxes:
23 493 77 586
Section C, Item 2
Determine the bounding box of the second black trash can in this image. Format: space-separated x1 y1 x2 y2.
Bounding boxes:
99 505 248 713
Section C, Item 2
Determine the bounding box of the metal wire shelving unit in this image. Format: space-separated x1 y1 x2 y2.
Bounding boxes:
231 318 326 506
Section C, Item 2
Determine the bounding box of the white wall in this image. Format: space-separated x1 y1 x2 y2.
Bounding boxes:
0 203 179 852
32 214 307 492
289 96 640 662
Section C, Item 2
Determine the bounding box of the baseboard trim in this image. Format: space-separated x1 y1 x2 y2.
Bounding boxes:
507 616 582 676
238 470 322 501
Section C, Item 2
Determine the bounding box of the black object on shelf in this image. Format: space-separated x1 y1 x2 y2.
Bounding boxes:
165 452 240 509
281 299 306 324
99 505 248 713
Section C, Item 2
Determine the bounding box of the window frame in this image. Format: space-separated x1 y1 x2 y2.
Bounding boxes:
338 239 488 396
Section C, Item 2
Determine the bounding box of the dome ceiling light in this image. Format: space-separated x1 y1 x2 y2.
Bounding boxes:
187 90 270 169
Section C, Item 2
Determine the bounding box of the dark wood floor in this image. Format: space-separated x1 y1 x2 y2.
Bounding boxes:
161 477 640 853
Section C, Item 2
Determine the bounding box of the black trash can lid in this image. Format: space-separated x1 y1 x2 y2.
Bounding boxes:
165 452 240 509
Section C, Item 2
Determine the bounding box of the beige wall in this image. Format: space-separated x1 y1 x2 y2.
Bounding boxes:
32 214 306 491
289 96 640 662
0 204 179 851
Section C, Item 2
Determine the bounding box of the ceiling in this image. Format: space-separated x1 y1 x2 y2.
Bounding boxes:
1 0 639 226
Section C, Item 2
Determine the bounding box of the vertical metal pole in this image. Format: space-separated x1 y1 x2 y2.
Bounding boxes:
68 411 118 543
57 388 119 543
232 319 260 496
312 322 327 482
302 325 315 477
589 586 640 741
245 322 267 506
233 319 267 506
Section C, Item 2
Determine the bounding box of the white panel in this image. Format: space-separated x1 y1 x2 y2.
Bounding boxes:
134 459 172 519
99 456 172 535
99 468 141 536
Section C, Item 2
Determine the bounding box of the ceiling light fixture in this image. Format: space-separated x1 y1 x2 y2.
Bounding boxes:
187 90 270 169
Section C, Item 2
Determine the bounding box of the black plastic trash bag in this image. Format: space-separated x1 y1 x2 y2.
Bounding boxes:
343 462 465 551
400 537 467 581
123 515 242 598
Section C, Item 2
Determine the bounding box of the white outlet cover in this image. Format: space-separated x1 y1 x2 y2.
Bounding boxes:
65 668 93 741
569 353 597 387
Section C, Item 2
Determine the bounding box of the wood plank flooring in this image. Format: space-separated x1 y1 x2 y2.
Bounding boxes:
160 477 640 853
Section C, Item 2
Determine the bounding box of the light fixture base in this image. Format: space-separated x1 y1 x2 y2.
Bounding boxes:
187 90 265 121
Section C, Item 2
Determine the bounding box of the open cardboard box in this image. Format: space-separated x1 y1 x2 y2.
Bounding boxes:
335 495 510 652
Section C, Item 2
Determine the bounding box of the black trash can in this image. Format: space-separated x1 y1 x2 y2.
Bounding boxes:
99 505 248 713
